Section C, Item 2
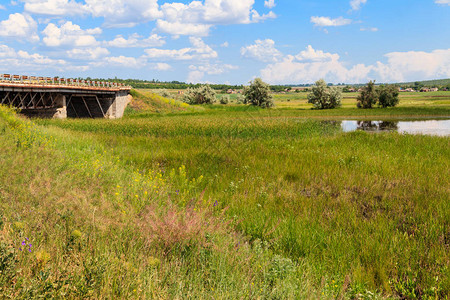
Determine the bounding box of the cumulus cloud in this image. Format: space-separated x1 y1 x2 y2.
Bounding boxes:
189 63 238 75
435 0 450 5
0 13 39 42
258 46 450 84
151 62 172 71
0 44 67 72
295 45 339 62
374 49 450 82
22 0 86 16
105 33 165 48
311 16 352 27
350 0 367 11
20 0 275 35
144 37 217 60
157 0 276 36
42 21 101 47
156 20 211 37
264 0 275 9
187 62 238 83
260 47 371 84
85 0 161 27
66 47 110 60
240 39 282 62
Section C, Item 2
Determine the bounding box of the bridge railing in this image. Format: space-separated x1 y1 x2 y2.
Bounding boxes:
0 74 131 89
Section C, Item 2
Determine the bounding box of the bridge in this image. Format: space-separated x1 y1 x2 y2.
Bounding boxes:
0 74 132 119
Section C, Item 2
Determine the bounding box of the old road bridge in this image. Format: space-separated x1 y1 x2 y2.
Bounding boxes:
0 74 131 119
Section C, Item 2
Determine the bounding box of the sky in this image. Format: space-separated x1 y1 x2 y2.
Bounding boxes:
0 0 449 85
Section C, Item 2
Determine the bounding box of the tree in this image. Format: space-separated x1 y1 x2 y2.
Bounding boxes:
357 80 378 109
243 78 274 108
182 85 216 105
378 85 399 108
307 79 342 109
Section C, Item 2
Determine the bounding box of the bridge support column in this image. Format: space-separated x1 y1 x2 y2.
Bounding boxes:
106 90 130 119
53 94 67 119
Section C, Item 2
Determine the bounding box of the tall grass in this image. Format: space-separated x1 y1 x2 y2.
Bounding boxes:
2 99 450 298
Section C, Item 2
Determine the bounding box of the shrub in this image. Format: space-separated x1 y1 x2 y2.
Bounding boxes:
236 94 245 104
378 85 399 108
182 85 216 105
243 78 274 108
157 89 171 98
219 95 230 105
307 79 342 109
357 80 378 109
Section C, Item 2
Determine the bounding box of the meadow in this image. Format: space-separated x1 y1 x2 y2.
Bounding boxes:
0 91 449 299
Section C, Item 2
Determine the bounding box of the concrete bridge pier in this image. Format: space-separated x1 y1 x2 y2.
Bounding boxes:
105 90 130 119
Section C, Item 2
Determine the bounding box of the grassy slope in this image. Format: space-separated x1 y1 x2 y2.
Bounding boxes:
2 91 450 298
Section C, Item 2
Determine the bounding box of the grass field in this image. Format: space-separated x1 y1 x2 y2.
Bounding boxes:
1 91 449 299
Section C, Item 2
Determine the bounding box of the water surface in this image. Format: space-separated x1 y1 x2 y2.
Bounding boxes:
340 119 450 136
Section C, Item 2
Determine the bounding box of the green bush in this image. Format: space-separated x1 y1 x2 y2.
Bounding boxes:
219 95 230 105
307 79 342 109
357 81 378 109
183 85 216 105
236 94 245 104
378 85 399 108
243 78 274 108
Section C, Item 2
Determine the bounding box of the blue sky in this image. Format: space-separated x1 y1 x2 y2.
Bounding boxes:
0 0 449 84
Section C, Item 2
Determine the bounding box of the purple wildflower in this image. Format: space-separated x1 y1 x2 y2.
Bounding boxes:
214 200 218 207
28 248 32 252
22 241 26 246
19 247 22 251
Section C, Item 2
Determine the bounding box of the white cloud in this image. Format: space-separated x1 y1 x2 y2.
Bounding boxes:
240 39 282 63
374 49 450 82
295 45 340 62
250 10 276 23
186 63 237 83
105 33 165 48
186 70 204 83
85 0 161 27
156 20 211 37
260 47 371 84
157 0 276 36
67 47 110 60
350 0 367 11
144 37 217 61
221 41 229 47
360 27 378 32
42 21 101 47
189 63 238 75
264 0 275 9
151 62 172 71
259 46 450 84
435 0 450 5
311 16 352 27
21 0 86 16
0 5 5 9
0 13 39 42
0 44 67 72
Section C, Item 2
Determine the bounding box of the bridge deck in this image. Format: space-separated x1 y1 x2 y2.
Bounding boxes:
0 74 131 119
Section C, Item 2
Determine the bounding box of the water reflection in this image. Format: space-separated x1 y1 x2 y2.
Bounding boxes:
339 119 450 136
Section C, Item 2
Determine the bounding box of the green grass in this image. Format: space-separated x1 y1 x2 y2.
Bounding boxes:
1 92 449 299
